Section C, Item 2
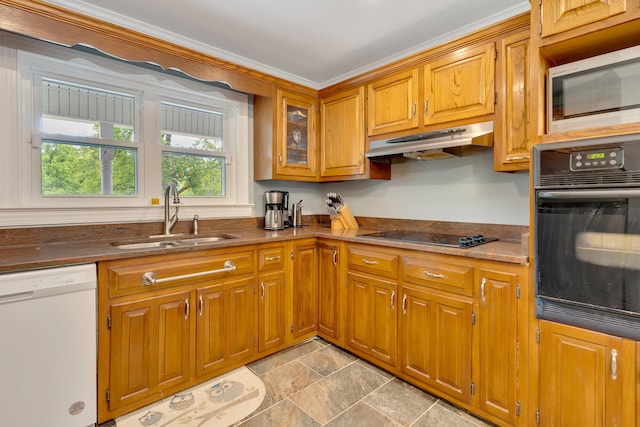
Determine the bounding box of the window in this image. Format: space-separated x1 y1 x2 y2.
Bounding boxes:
3 38 251 226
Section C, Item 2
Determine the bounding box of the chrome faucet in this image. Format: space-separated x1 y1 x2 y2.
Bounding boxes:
163 182 180 235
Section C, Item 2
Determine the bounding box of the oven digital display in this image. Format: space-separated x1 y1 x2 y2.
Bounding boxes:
587 152 605 159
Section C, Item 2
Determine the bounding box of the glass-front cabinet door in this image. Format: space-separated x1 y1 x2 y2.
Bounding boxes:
276 89 317 178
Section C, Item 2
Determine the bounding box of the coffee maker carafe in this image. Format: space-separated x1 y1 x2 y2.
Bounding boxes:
264 190 289 230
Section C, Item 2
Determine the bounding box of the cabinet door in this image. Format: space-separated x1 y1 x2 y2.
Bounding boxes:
276 89 317 178
477 269 518 424
292 241 319 339
539 321 625 427
318 241 341 341
541 0 627 38
196 277 255 377
347 272 397 367
399 285 472 403
320 87 366 177
367 68 419 136
109 291 191 411
423 43 495 125
495 31 530 172
258 270 285 352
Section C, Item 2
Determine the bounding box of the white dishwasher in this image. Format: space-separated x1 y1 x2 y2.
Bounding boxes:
0 263 97 427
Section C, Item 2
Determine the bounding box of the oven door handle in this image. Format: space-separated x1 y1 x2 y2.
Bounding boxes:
537 189 640 199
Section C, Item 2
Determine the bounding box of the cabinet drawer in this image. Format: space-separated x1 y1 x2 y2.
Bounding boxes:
402 255 474 296
258 245 285 272
348 246 398 279
107 250 254 297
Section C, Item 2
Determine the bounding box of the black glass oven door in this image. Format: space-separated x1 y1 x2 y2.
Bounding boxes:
535 189 640 313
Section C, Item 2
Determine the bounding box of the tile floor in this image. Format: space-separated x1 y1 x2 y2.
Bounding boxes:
235 338 494 427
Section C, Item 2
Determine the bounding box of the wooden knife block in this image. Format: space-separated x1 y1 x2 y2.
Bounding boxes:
330 203 359 230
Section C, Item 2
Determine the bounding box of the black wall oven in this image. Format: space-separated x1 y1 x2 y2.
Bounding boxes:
534 133 640 340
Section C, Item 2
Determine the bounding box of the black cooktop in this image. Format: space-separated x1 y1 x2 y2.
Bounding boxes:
361 230 498 248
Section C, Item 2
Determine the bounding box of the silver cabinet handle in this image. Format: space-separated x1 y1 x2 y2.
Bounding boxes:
481 277 487 302
279 154 283 164
185 298 190 320
611 349 618 380
412 102 417 119
261 283 265 300
359 153 363 168
506 155 529 161
402 294 407 314
424 271 445 279
141 260 236 285
332 250 337 267
362 259 378 265
199 295 203 316
424 99 428 116
265 256 281 261
391 290 396 310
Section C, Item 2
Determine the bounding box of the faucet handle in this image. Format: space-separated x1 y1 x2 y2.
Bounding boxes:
193 214 199 235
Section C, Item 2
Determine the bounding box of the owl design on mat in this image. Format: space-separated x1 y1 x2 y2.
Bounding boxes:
169 392 194 411
137 410 163 425
206 380 244 403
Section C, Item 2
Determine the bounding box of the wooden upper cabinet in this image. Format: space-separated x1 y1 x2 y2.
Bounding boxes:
494 30 530 172
367 68 419 136
276 89 318 178
541 0 628 38
320 86 366 177
423 43 495 125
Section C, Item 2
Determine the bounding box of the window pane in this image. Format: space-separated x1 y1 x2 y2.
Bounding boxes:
42 79 136 141
161 102 224 151
162 152 225 196
41 141 137 195
161 133 224 152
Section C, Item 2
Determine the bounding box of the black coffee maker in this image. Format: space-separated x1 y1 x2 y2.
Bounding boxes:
264 190 289 230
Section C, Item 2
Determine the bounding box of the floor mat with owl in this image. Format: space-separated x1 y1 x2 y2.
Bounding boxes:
116 366 266 427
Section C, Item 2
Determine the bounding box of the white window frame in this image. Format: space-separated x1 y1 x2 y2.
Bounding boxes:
0 35 252 226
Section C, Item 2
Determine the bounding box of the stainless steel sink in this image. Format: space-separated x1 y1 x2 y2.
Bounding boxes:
112 233 238 250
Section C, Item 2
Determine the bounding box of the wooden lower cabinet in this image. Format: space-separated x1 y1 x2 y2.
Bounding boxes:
291 240 319 340
196 277 255 377
400 284 472 403
318 240 341 342
108 290 191 412
257 270 285 352
539 320 636 427
477 268 519 424
346 271 397 367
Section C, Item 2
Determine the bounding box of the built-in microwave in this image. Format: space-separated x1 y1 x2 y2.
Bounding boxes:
548 45 640 133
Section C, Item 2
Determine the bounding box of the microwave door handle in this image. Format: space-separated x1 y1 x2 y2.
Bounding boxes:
537 189 640 199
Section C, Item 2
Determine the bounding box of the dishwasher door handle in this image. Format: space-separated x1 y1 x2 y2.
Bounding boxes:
0 291 34 304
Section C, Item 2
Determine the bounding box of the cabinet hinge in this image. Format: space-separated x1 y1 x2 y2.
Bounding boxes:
290 324 295 333
470 382 476 395
290 251 295 260
494 92 498 105
516 285 521 299
107 313 111 329
536 327 540 343
536 408 540 425
494 49 498 61
106 388 110 403
471 312 476 325
254 283 257 293
516 400 521 416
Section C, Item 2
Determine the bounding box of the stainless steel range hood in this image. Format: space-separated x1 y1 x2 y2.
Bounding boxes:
366 120 493 161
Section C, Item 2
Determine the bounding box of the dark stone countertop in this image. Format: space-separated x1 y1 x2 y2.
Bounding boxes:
0 222 528 273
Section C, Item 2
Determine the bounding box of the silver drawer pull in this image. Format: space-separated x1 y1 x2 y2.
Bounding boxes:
481 277 487 302
332 250 338 267
265 256 281 261
184 298 190 320
424 271 445 279
199 295 204 316
611 349 618 380
391 290 395 310
402 294 407 314
362 259 378 265
141 260 237 285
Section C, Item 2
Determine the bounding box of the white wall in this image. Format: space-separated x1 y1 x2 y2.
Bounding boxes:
254 150 530 226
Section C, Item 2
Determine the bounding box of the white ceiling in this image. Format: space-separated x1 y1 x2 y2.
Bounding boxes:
43 0 530 89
